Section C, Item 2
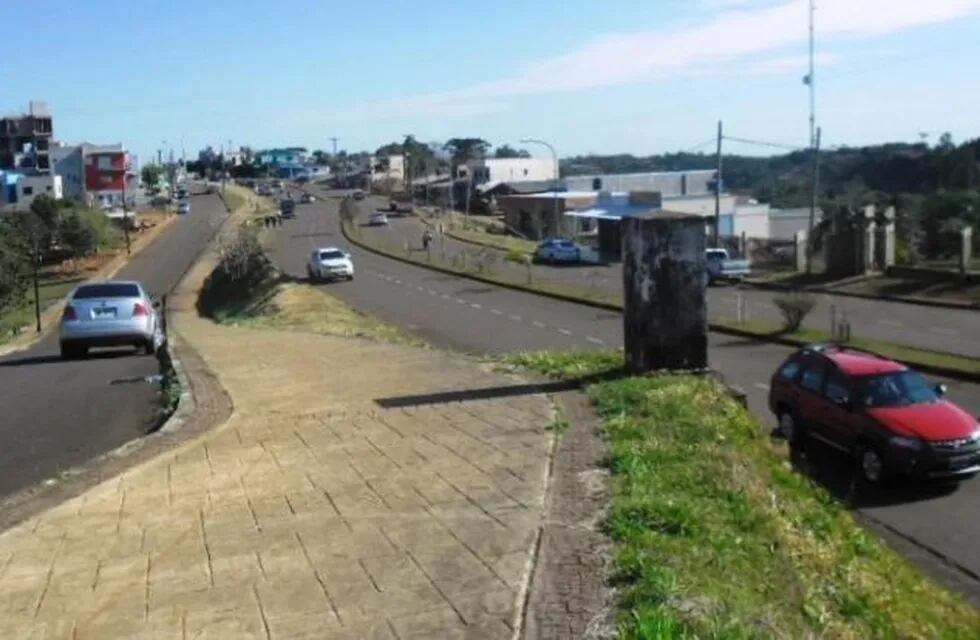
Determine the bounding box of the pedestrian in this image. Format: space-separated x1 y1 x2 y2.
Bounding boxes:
422 229 433 250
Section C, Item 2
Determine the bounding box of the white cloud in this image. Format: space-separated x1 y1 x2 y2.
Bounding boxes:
338 0 980 117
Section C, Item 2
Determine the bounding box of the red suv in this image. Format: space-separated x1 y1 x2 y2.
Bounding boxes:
769 344 980 484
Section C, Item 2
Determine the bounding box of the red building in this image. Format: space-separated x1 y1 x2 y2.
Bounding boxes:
83 149 134 206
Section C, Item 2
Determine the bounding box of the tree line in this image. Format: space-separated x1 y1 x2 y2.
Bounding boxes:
0 195 120 320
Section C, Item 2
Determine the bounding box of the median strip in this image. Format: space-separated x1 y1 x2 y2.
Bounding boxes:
341 220 979 383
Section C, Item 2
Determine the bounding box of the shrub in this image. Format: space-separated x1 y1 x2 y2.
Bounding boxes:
198 227 272 317
505 247 528 264
773 291 817 332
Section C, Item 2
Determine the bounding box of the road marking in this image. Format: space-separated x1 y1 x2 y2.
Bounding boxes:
532 321 546 329
393 279 402 284
441 294 451 300
490 309 503 315
586 336 605 345
558 328 573 336
470 303 482 309
428 290 437 295
455 298 466 304
929 327 958 336
877 319 903 327
416 285 424 291
510 315 523 322
754 382 770 391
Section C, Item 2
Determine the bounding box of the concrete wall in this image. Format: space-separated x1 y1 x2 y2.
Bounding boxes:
733 203 770 238
565 170 715 196
770 208 821 240
485 158 555 183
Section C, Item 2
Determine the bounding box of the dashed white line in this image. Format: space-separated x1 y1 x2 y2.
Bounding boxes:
393 279 402 284
470 303 482 309
877 319 903 327
490 309 503 315
427 290 437 295
586 336 605 345
416 285 424 291
455 298 466 304
557 328 573 336
929 327 958 336
532 321 546 329
441 294 451 300
509 315 523 322
754 382 770 391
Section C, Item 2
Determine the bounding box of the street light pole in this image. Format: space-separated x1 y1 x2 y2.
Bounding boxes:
121 156 131 255
521 138 559 233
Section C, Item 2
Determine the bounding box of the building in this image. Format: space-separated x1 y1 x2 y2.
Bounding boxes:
258 147 309 165
497 191 600 240
769 207 823 240
0 101 54 174
370 154 406 188
564 169 716 196
84 147 137 208
50 142 85 201
460 157 556 185
0 172 63 213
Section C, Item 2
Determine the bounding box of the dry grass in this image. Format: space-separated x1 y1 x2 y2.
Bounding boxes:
222 281 421 346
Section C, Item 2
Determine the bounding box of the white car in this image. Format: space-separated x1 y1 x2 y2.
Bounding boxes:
307 247 354 281
368 211 389 226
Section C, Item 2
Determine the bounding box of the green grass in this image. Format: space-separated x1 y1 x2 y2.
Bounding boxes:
223 187 246 213
0 275 84 344
509 351 980 639
715 319 980 376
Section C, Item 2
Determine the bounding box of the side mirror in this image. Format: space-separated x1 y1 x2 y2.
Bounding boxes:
935 384 947 397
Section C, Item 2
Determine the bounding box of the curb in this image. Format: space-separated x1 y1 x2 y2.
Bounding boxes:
342 221 980 384
742 279 979 312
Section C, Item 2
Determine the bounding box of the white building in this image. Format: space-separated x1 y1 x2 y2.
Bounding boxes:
0 174 63 213
460 157 556 185
370 154 406 186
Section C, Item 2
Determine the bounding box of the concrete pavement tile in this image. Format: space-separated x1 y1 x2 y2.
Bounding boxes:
210 551 264 587
265 611 345 639
254 574 338 621
358 553 431 592
387 605 470 639
450 587 518 625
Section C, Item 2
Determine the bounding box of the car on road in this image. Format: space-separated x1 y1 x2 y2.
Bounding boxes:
280 199 296 219
706 248 750 285
177 201 190 215
533 238 581 264
352 190 365 200
769 344 980 485
59 281 163 359
368 211 389 226
307 247 354 281
300 193 316 204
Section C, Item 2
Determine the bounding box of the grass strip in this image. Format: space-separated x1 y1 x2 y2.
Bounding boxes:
507 350 980 639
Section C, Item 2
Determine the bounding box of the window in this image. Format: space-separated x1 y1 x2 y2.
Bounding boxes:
22 186 33 196
799 360 825 393
824 369 850 403
97 156 113 170
778 360 801 381
592 178 602 190
858 371 938 408
73 284 141 299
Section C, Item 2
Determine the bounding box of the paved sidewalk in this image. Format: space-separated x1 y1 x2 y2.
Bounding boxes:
0 252 556 638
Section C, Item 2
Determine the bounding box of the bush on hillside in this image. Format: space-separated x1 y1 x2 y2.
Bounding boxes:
773 290 817 332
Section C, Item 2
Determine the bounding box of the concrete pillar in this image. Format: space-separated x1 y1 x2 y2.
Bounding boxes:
962 226 974 274
794 230 807 272
882 206 896 269
621 212 707 374
862 205 876 273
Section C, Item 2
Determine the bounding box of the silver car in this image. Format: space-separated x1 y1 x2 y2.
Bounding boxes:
59 281 163 359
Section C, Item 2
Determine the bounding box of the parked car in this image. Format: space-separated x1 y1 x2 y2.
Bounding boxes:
280 199 296 219
368 211 389 226
705 248 750 284
307 247 354 281
534 238 581 264
769 344 980 484
59 281 163 359
300 193 316 204
177 201 190 215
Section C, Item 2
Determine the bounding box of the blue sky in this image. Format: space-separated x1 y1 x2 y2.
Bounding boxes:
4 0 980 161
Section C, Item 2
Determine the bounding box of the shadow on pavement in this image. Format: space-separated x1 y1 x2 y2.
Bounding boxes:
374 369 627 409
787 437 960 509
0 349 138 368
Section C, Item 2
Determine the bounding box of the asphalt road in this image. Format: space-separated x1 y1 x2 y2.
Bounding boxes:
269 186 980 601
381 211 980 357
0 188 228 500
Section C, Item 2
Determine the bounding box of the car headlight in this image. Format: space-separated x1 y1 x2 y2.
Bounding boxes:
890 436 923 450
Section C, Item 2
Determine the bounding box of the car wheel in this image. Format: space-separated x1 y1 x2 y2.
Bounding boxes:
778 410 804 445
143 340 156 356
59 343 75 359
858 445 888 484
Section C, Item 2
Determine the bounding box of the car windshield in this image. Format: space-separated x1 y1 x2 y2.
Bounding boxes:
857 370 939 408
73 284 140 299
319 250 345 260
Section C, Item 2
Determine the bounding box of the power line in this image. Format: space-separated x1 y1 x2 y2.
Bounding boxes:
680 138 717 154
722 135 803 151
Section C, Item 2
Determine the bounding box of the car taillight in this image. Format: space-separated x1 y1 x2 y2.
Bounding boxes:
62 305 77 321
133 302 148 317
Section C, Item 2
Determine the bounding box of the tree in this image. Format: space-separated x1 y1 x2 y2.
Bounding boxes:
141 164 165 188
28 194 60 254
493 144 531 159
0 219 30 317
444 138 490 166
937 132 955 151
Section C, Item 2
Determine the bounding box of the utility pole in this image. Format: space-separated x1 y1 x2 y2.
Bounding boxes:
806 0 816 150
806 127 822 274
121 157 131 255
713 120 723 247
